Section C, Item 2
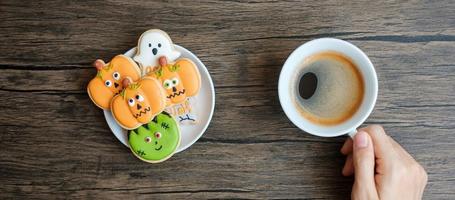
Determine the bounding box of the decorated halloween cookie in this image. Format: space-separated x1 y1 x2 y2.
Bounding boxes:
148 56 201 106
134 29 181 75
128 112 181 163
111 77 167 130
87 55 142 110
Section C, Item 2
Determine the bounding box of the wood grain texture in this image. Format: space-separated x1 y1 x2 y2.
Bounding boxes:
1 0 454 199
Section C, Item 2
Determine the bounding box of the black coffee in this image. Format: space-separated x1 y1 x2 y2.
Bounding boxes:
299 72 318 99
292 51 364 125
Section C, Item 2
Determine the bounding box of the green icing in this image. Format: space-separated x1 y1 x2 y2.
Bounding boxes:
170 64 180 72
119 89 126 97
129 83 141 90
128 112 180 162
154 67 163 77
96 70 103 79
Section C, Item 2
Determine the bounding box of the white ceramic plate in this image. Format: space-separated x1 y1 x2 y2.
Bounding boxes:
104 45 215 153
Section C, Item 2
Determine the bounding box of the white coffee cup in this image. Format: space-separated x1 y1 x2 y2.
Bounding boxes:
278 38 378 137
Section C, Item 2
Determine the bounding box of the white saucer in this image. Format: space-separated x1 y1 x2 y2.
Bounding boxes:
104 45 215 153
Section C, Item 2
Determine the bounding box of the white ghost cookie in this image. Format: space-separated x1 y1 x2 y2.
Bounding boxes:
134 29 181 75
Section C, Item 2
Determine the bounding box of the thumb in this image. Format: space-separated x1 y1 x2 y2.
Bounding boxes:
352 131 378 200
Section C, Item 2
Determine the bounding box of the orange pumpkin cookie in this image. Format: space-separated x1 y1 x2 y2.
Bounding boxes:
111 77 167 130
147 56 201 106
87 55 141 110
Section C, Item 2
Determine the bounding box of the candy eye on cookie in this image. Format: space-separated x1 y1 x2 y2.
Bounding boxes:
125 91 153 120
127 112 180 163
87 55 141 110
171 77 179 86
163 77 181 92
136 94 144 102
147 56 200 106
105 80 112 87
128 94 145 108
112 72 121 80
111 77 166 129
162 76 186 101
131 94 147 112
105 78 120 90
163 79 173 89
128 98 135 107
154 132 162 139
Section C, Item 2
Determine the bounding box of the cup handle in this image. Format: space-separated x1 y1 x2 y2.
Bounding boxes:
348 129 357 138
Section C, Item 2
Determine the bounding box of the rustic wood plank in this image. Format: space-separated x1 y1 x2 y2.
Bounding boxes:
0 0 454 66
1 0 454 199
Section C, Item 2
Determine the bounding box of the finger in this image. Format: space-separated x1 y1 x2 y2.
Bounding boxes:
341 138 353 155
342 154 354 176
352 131 378 199
359 125 396 161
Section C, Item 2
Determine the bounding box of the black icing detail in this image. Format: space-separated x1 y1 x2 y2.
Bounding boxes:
179 114 196 122
151 115 158 124
155 145 162 151
161 111 172 118
161 122 170 129
137 150 146 156
127 131 132 140
158 43 162 48
128 130 139 141
134 107 150 118
166 89 186 99
141 123 149 131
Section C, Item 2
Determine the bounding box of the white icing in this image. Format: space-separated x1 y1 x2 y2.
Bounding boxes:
134 29 181 74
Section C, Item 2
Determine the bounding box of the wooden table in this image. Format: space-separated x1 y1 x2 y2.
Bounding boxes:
1 1 454 199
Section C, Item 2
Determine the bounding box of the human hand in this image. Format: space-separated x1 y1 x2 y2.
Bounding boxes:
340 125 428 200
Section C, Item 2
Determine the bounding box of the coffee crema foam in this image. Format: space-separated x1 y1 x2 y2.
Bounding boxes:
291 51 364 126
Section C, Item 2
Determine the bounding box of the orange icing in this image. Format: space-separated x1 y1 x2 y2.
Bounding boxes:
147 57 201 106
111 77 166 130
87 55 141 110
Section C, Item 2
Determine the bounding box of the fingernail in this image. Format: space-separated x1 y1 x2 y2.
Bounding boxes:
354 131 368 149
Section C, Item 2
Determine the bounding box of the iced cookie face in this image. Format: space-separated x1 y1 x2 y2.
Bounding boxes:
87 55 141 110
128 112 180 163
111 77 166 130
148 57 201 106
133 29 181 75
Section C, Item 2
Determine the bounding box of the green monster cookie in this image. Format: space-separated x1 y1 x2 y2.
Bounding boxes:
128 112 180 163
